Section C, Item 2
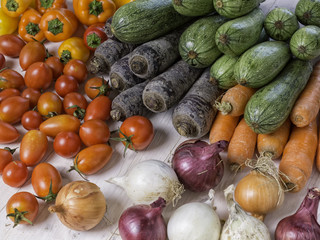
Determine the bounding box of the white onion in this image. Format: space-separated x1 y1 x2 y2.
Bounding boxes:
107 159 184 205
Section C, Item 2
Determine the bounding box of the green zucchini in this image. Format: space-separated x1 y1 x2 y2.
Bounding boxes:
289 25 320 60
244 59 313 134
209 55 238 89
213 0 265 18
234 41 291 88
179 15 227 68
295 0 320 27
215 8 265 57
264 8 299 41
172 0 215 16
110 0 193 44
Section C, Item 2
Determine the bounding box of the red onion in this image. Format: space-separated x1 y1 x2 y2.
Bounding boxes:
118 197 167 240
275 187 320 240
172 140 228 192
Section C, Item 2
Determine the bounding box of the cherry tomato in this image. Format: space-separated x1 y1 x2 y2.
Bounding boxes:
71 144 113 177
45 56 64 80
0 121 20 143
0 96 30 124
83 23 108 51
0 88 20 102
0 147 16 174
84 95 111 121
63 59 88 83
20 130 48 166
24 62 53 90
79 119 110 147
39 114 81 137
21 110 43 130
119 115 154 151
54 75 79 98
63 92 87 118
31 162 62 202
0 34 25 58
0 69 25 90
53 131 81 158
3 161 28 187
37 92 62 117
19 41 46 71
6 192 39 227
0 53 5 69
21 88 41 108
84 77 110 100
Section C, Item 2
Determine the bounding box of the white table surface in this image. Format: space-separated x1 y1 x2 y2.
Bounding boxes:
0 0 319 239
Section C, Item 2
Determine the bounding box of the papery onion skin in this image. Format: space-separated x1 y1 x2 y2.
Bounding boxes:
275 187 320 240
172 140 227 192
48 181 106 231
119 197 167 240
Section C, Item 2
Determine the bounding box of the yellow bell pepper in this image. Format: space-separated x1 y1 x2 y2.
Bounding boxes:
1 0 32 17
0 8 19 35
58 37 90 64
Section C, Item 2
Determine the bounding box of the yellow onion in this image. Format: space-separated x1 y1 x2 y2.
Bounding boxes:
48 181 106 231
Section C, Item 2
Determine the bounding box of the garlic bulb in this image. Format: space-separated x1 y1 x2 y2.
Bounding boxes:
220 184 271 240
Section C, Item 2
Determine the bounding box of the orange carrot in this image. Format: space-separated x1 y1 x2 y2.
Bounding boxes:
290 61 320 127
209 112 239 144
279 120 318 192
316 125 320 172
257 118 291 159
215 84 256 116
227 118 257 172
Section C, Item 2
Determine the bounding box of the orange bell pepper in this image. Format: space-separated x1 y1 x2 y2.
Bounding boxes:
18 8 45 42
73 0 116 26
36 0 67 15
1 0 32 17
39 8 78 42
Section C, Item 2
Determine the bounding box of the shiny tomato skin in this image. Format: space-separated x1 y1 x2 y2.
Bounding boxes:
63 92 88 116
21 110 43 130
0 96 30 124
19 41 46 71
0 53 5 69
74 144 113 175
20 130 48 166
119 116 154 150
21 88 41 109
79 119 110 146
63 59 88 83
45 56 64 80
0 88 20 102
84 77 110 100
84 95 111 121
6 192 39 226
0 121 20 143
39 114 81 137
55 75 79 98
0 34 25 58
37 92 62 117
0 148 14 174
31 162 62 198
3 161 28 187
24 62 53 90
0 69 25 90
53 131 81 158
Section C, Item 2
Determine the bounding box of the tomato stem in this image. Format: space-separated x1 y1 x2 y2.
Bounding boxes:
110 128 136 157
35 180 57 202
6 208 33 228
3 147 18 155
89 78 111 98
68 156 89 181
44 111 58 118
67 105 86 120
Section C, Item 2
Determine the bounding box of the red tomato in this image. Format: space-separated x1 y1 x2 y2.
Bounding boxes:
84 95 111 121
31 162 62 202
72 144 113 176
63 92 87 118
24 62 53 90
3 161 28 187
45 56 64 80
19 41 46 71
37 92 62 117
0 53 6 69
63 59 88 83
55 75 79 98
39 114 81 137
79 119 110 146
0 121 20 143
119 115 154 151
0 88 20 102
0 147 15 174
21 110 43 130
20 130 48 166
21 88 41 109
53 131 81 158
6 192 39 227
84 77 110 100
0 96 30 124
83 23 108 51
0 69 25 90
0 34 26 58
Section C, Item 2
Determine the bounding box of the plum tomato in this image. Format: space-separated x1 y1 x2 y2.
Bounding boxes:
0 96 30 124
55 75 79 98
63 59 88 83
37 92 62 117
24 62 53 90
84 95 111 121
53 131 81 158
79 119 110 146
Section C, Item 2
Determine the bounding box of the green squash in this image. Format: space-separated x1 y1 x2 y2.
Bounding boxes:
172 0 215 16
295 0 320 27
213 0 264 18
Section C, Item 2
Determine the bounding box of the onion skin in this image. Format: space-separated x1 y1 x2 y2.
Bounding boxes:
48 181 106 231
119 197 167 240
172 140 227 192
275 187 320 240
